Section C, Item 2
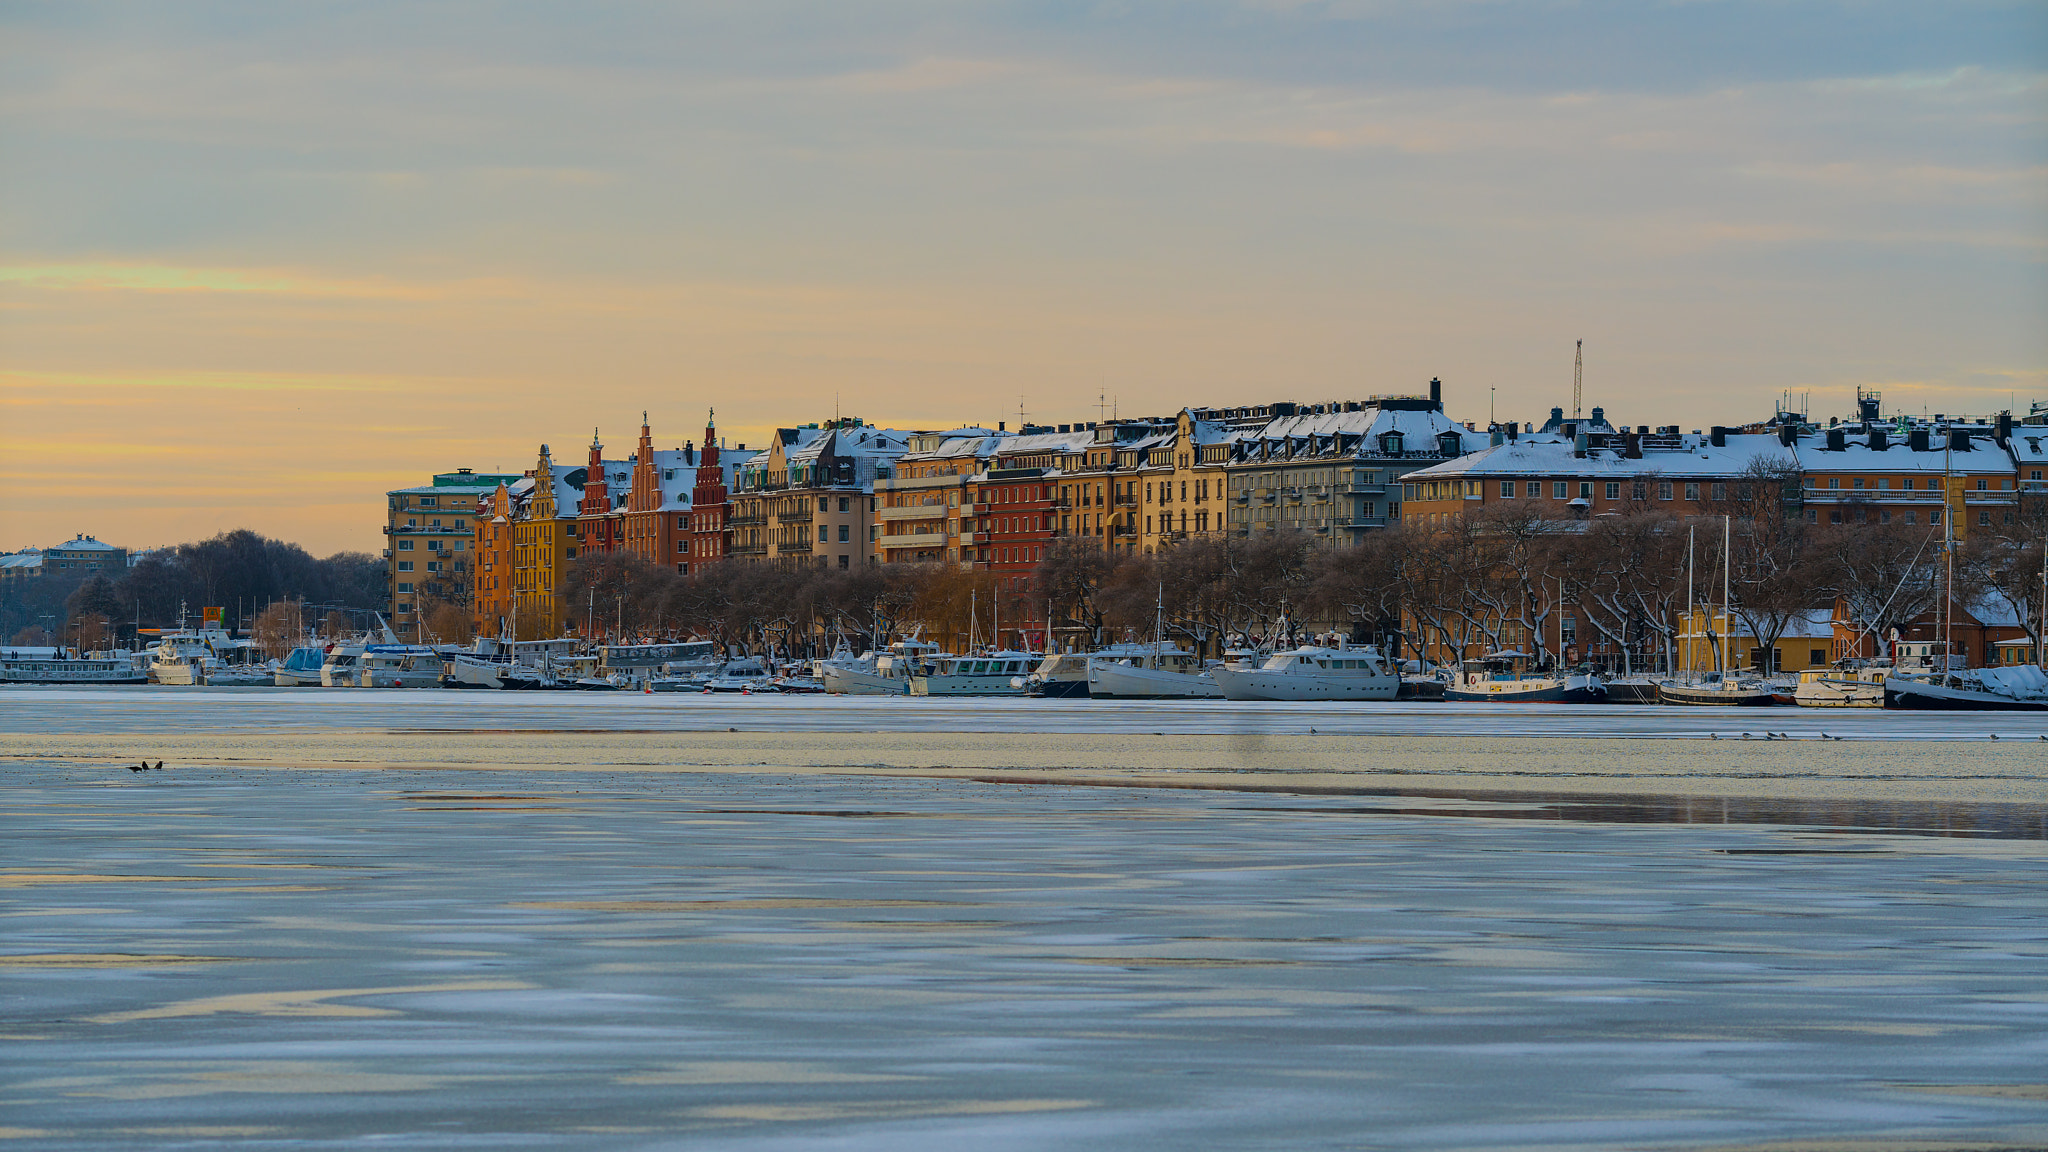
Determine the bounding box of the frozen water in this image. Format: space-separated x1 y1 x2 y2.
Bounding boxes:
2 692 2046 1149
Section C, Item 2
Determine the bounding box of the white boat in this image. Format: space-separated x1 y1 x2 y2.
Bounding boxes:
602 640 720 689
273 645 330 687
1085 646 1218 699
822 638 939 695
350 644 446 688
447 652 515 689
910 650 1037 696
703 658 777 693
1884 665 2048 711
1212 643 1399 701
1445 651 1606 704
0 646 148 685
1792 665 1887 708
1024 643 1157 698
148 637 210 685
318 643 369 687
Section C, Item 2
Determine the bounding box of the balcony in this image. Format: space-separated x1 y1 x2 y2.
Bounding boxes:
882 532 950 550
879 505 950 522
970 531 992 544
730 512 768 526
1113 493 1138 507
1048 495 1072 509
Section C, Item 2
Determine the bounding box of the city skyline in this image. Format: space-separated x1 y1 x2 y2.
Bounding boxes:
4 1 2043 555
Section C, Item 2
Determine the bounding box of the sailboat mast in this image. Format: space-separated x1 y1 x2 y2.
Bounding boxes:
1721 514 1731 680
1685 525 1695 674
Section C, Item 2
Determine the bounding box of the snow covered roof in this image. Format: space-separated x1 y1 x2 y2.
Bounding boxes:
2009 429 2048 468
1794 429 2017 476
1405 431 1794 481
48 535 120 553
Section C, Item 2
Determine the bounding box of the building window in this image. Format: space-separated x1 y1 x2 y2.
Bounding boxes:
838 524 850 542
838 554 849 569
1853 477 1865 490
1879 510 1891 523
1711 482 1727 500
1931 508 1942 524
566 547 577 558
1500 481 1515 498
426 561 441 573
419 497 437 507
1658 481 1674 501
1830 510 1842 524
677 540 686 553
818 525 829 542
398 540 413 550
1552 481 1567 499
397 560 413 572
1979 511 1992 526
1684 483 1701 501
1578 482 1592 498
1878 478 1890 490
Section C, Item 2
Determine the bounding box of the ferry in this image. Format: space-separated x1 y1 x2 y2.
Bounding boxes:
1212 643 1399 701
0 646 148 685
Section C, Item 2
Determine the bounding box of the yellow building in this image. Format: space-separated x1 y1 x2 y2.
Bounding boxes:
509 445 581 639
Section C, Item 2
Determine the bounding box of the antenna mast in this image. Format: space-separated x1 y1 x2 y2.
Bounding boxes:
1572 339 1583 420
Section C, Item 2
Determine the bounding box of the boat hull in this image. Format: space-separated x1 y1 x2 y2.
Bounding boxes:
1212 667 1398 702
1657 684 1778 706
1883 679 2048 712
909 675 1027 697
1792 681 1882 708
821 666 908 695
1086 663 1219 699
1033 678 1092 699
1445 683 1605 704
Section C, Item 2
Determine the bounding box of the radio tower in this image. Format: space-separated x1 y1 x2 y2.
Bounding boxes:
1572 339 1584 420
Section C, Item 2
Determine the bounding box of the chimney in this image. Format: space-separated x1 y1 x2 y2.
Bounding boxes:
998 421 1005 431
1429 377 1441 405
1909 428 1930 452
1624 431 1643 459
1574 431 1589 459
1490 425 1506 447
1507 424 1519 442
1869 428 1887 452
1778 424 1797 448
1997 411 2013 446
1709 426 1727 448
1825 428 1846 452
1949 429 1971 452
1561 422 1578 439
1591 406 1605 427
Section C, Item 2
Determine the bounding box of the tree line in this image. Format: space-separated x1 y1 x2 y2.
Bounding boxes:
514 486 2042 669
4 529 385 649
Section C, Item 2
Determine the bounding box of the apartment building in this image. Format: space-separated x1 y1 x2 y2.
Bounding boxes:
385 468 521 640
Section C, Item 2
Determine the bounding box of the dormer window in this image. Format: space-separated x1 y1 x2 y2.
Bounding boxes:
1379 432 1404 455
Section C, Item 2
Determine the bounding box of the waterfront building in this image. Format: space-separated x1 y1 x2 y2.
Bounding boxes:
1223 384 1484 542
508 446 583 638
1397 422 1797 526
1792 411 2021 539
685 411 759 572
385 469 521 641
571 431 634 561
876 429 1000 564
732 419 912 568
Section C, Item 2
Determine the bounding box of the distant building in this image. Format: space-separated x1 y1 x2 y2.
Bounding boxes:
386 469 522 642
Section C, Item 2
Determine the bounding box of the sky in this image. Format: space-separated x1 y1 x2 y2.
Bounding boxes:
3 0 2043 556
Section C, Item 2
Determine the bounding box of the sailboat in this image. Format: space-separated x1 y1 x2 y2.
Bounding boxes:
1085 588 1219 699
1659 517 1776 706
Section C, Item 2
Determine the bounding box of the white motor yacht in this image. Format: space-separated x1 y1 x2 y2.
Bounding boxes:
1024 643 1156 698
822 638 939 695
1211 643 1399 701
1086 645 1218 699
910 650 1037 696
347 644 446 688
704 658 776 692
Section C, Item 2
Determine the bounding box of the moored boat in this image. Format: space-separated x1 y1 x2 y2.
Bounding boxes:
1444 652 1606 704
1792 665 1886 708
1657 674 1778 706
910 650 1037 696
1883 665 2048 711
0 646 148 685
1085 644 1218 699
1212 643 1398 701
